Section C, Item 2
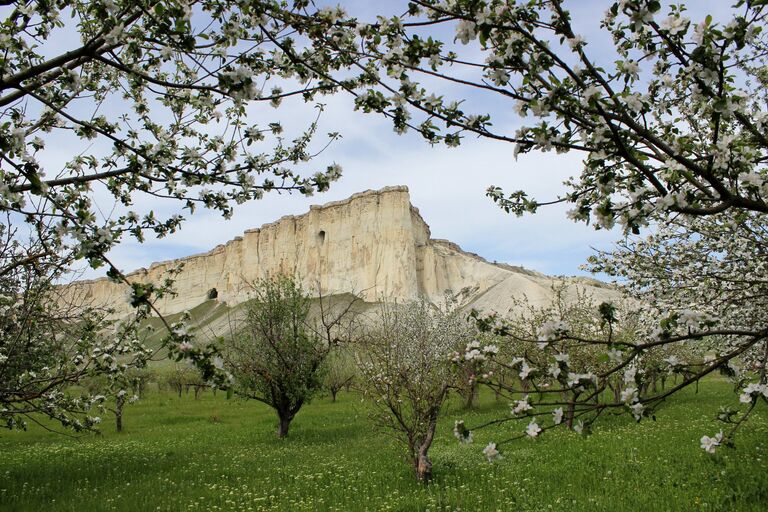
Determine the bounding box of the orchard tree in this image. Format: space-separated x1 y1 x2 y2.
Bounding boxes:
322 345 356 402
460 285 712 456
82 375 141 432
261 0 768 452
471 286 639 428
220 275 358 438
0 0 348 424
0 218 153 431
356 300 476 482
277 0 768 223
1 0 346 286
587 210 768 440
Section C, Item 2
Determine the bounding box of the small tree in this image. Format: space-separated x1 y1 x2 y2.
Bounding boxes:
124 367 156 399
356 301 475 482
0 220 152 432
102 387 140 433
323 347 356 402
164 364 204 398
221 275 356 438
0 1 349 413
269 0 768 452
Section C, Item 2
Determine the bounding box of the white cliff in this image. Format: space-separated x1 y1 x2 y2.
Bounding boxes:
66 186 619 317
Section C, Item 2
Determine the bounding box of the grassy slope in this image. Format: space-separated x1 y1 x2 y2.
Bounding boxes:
1 379 767 512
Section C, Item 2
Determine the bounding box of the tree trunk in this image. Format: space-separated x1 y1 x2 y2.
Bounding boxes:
415 450 432 483
413 408 440 483
610 382 621 403
115 395 125 433
330 388 338 402
566 400 575 429
464 381 477 409
565 392 579 429
277 413 292 438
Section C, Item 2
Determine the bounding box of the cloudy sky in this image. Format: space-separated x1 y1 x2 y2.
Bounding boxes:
67 0 733 281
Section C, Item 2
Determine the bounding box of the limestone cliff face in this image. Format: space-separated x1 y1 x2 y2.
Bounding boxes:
68 186 618 317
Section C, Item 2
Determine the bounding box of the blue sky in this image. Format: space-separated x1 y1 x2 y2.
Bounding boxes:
67 0 736 280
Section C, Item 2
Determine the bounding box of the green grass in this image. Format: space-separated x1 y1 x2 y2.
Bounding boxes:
1 379 767 511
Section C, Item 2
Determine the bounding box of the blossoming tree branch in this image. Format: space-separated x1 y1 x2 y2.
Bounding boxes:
0 0 345 430
260 0 768 455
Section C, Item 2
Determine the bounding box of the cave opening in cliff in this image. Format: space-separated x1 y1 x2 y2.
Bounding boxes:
207 288 218 300
318 230 326 244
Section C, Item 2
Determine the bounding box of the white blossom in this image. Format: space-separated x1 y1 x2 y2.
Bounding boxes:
621 387 638 404
511 396 533 415
526 420 541 438
582 85 601 104
483 442 501 461
453 420 473 444
739 383 768 404
660 15 689 35
700 431 724 454
567 35 584 49
455 20 477 44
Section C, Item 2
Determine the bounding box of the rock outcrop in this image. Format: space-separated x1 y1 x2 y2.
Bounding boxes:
66 186 618 317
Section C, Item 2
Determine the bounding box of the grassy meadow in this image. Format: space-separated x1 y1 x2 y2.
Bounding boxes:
1 378 767 512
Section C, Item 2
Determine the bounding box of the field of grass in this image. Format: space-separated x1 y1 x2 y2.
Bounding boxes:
1 378 767 511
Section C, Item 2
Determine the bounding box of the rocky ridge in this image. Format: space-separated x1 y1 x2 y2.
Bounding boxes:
66 186 619 317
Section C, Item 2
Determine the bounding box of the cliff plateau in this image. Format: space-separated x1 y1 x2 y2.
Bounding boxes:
67 186 618 317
